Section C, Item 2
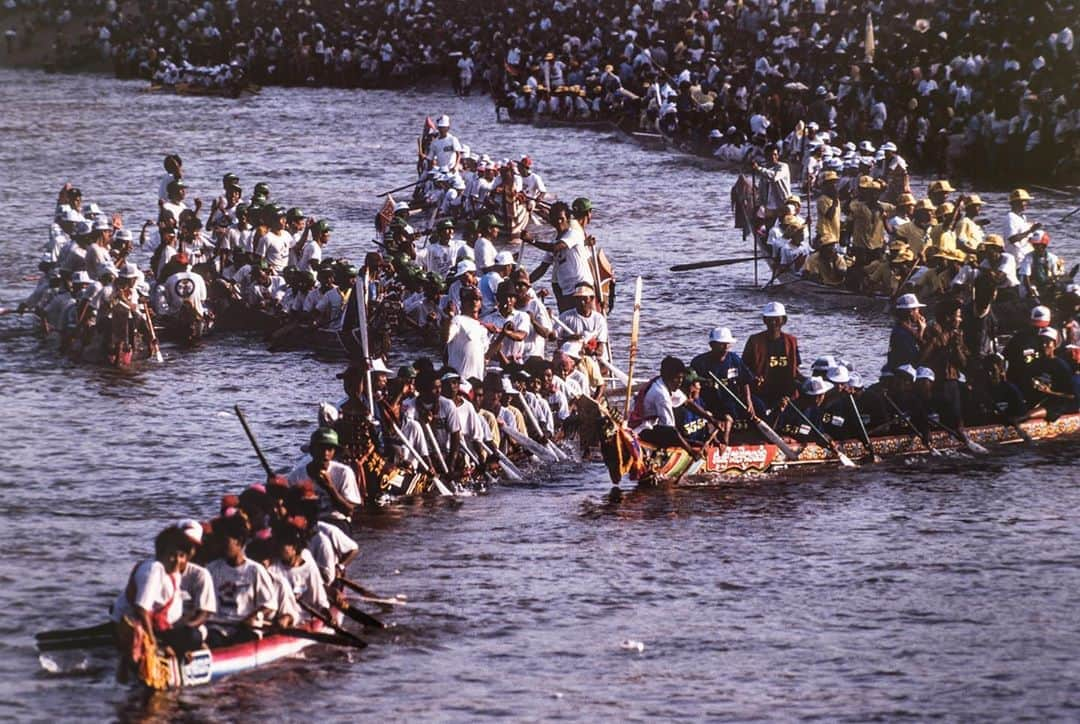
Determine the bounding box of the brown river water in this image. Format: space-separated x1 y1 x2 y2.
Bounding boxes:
0 68 1079 721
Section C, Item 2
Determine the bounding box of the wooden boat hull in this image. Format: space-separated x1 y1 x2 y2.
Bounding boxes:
637 412 1080 483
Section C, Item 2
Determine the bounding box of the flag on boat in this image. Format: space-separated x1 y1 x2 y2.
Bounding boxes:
375 194 395 234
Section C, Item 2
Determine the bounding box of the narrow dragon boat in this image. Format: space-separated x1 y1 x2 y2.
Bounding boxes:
148 620 334 688
609 412 1080 485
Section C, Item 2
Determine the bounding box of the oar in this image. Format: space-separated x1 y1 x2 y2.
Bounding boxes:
500 421 558 462
336 577 407 606
271 625 368 649
780 398 858 468
234 404 275 478
333 600 385 630
36 621 113 642
623 276 643 420
1059 205 1080 223
708 372 801 461
387 419 453 496
377 179 423 197
143 301 164 363
476 439 525 482
669 256 759 272
36 633 114 652
927 416 989 455
849 394 881 462
297 600 368 648
882 393 940 455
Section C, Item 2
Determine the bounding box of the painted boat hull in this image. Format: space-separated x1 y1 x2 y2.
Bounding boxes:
640 412 1080 483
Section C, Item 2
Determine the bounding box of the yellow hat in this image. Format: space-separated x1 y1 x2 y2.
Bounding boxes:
892 248 916 263
938 248 967 263
858 175 877 189
887 239 910 252
782 214 806 231
785 194 802 208
897 193 916 206
544 52 555 60
936 202 954 218
914 198 935 212
821 170 840 182
965 193 983 207
604 64 614 73
1009 188 1032 202
929 179 955 193
981 233 1005 248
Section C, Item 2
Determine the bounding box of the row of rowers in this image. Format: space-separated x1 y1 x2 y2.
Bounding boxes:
109 478 361 661
626 297 1080 456
763 180 1069 302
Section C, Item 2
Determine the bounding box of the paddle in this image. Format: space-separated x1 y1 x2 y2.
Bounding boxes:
623 276 643 420
708 372 802 461
927 416 989 455
669 256 758 272
333 600 385 630
476 439 525 481
336 577 407 606
378 179 423 197
882 393 940 455
234 404 275 479
36 621 113 642
271 625 368 649
500 421 558 462
387 418 453 496
36 633 114 652
298 600 368 648
779 397 858 468
849 394 881 462
143 301 164 363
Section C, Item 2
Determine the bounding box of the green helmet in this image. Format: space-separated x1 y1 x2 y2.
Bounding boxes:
314 219 332 234
571 197 593 216
309 427 339 448
286 207 305 221
478 213 503 229
253 182 271 197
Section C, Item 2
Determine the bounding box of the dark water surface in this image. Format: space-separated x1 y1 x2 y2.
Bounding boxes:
1 68 1079 721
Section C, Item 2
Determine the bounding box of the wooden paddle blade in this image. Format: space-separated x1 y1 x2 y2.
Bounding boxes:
965 439 990 455
37 634 114 652
281 627 367 649
36 621 112 641
338 603 386 630
837 451 858 468
669 257 757 272
755 419 801 461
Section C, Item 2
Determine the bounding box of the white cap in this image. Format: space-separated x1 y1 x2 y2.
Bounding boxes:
501 377 518 395
393 201 410 212
71 270 92 285
177 519 203 544
115 229 133 241
895 293 925 310
454 259 476 275
458 379 473 394
92 219 110 231
560 341 582 359
1031 305 1052 326
811 355 837 372
896 364 917 380
915 366 936 381
494 250 515 266
802 377 833 395
119 263 140 279
881 141 898 152
370 358 391 374
762 301 786 317
436 114 451 127
848 371 863 388
709 129 723 139
708 327 736 344
826 365 850 384
1039 327 1059 341
62 208 81 222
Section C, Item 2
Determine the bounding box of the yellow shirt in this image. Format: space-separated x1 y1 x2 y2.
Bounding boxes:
954 216 983 249
927 224 957 255
802 250 849 286
894 221 932 258
860 258 900 295
848 200 894 250
815 195 841 244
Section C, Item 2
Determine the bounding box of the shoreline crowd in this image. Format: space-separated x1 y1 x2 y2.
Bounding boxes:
3 0 1078 184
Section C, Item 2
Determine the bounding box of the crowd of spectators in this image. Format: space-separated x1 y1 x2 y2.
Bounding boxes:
3 0 1078 182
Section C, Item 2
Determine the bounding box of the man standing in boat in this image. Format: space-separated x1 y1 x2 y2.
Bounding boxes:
691 327 758 447
752 144 791 228
741 302 801 411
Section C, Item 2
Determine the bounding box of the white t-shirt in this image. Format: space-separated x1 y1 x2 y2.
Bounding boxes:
641 377 683 428
519 295 552 358
446 314 489 381
307 521 359 584
110 559 183 626
205 558 276 625
314 287 344 328
550 226 593 293
429 133 462 169
163 270 208 315
180 562 218 617
287 458 363 521
298 240 323 272
482 308 531 363
257 230 292 272
161 200 189 222
1004 211 1033 259
474 236 497 270
269 552 329 614
558 308 608 344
